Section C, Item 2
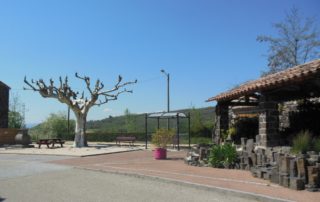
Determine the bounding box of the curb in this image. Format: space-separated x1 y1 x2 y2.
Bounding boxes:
76 167 294 202
0 148 142 157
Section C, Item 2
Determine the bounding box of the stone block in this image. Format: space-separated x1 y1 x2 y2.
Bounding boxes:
256 169 263 178
310 155 320 162
270 167 279 184
257 148 265 155
307 159 318 166
257 154 262 166
242 151 249 158
297 157 306 180
199 147 207 160
262 155 268 165
273 152 280 164
241 137 247 147
290 159 298 178
280 146 291 154
240 163 247 170
240 157 244 164
246 139 254 153
277 153 284 165
307 151 317 155
279 156 291 174
251 153 257 166
255 135 260 145
307 166 320 187
290 177 305 190
244 157 249 165
263 171 271 180
279 174 290 187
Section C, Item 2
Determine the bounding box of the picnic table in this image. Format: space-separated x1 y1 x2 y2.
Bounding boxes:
115 136 136 146
37 138 65 148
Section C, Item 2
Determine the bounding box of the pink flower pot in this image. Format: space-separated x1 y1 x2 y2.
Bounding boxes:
154 148 167 159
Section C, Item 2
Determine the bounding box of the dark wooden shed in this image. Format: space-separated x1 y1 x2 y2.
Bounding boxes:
0 81 10 128
207 59 320 147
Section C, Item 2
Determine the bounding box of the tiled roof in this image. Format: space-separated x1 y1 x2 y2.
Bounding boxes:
207 59 320 102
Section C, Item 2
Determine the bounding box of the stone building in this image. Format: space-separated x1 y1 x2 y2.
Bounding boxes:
0 81 10 128
207 59 320 148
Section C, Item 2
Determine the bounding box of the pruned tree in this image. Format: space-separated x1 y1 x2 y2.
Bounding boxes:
257 7 320 75
24 73 137 147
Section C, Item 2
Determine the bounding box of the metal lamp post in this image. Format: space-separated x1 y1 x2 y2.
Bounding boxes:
160 69 170 129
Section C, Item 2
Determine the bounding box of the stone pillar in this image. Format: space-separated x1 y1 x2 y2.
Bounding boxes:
214 102 229 144
258 95 280 147
0 82 9 128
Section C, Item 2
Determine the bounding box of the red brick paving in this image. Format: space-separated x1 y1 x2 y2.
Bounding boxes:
50 150 320 202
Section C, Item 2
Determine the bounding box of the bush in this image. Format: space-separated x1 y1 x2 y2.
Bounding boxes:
208 143 238 168
191 137 212 144
86 132 146 142
313 138 320 153
151 128 175 148
291 130 312 154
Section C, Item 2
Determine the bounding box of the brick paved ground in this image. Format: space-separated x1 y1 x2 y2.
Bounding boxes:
51 150 320 202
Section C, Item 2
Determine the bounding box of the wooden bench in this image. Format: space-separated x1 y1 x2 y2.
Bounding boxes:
115 136 136 146
37 138 65 148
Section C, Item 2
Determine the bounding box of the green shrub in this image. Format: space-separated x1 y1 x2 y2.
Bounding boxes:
291 130 312 154
191 137 212 144
313 137 320 153
208 143 238 168
151 128 175 148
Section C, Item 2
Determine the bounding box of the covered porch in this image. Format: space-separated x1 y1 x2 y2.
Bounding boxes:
207 59 320 147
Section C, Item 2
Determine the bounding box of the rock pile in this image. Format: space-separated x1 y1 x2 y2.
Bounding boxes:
184 144 212 166
239 138 320 191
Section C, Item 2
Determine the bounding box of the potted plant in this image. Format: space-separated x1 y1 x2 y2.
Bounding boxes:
151 128 175 160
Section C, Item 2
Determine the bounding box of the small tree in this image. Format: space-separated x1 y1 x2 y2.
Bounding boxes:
24 73 137 147
30 112 75 140
257 7 320 75
124 108 136 133
8 93 26 129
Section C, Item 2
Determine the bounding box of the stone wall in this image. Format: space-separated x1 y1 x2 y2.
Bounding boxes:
279 100 299 130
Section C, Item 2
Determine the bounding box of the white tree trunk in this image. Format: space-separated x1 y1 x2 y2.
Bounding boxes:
73 114 87 148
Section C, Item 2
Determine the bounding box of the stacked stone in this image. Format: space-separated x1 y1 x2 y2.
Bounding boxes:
237 140 320 191
184 144 212 167
239 137 272 172
305 152 320 191
250 150 320 191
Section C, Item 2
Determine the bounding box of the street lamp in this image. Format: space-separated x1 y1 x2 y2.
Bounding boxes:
160 69 170 129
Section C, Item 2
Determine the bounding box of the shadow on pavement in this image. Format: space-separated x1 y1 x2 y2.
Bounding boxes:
166 157 184 161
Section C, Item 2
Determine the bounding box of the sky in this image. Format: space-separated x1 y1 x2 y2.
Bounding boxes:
0 0 319 125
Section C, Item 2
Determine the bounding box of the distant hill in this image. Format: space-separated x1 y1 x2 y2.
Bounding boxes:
86 107 215 133
29 106 216 142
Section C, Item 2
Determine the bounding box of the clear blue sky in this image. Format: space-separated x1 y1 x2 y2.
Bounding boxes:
0 0 319 125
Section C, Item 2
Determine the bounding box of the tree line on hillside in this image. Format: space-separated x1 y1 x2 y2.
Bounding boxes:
29 107 215 142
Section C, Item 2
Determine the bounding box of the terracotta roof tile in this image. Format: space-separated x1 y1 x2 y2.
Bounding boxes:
207 59 320 102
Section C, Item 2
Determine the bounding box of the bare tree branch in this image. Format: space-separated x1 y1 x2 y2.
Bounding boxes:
257 7 320 75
